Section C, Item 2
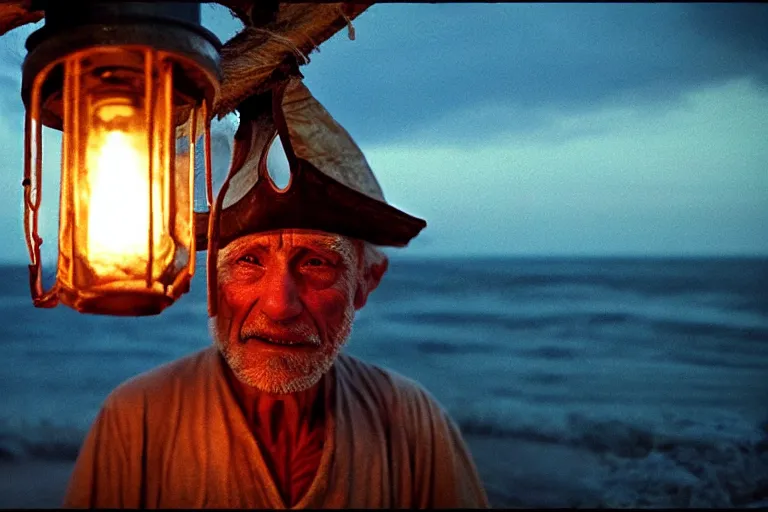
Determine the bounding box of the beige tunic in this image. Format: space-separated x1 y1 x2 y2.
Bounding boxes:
63 347 490 508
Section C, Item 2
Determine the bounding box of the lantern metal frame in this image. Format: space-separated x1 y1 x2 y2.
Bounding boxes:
20 0 221 316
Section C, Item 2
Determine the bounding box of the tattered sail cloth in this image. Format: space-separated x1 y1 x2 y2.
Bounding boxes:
0 2 375 118
195 77 427 250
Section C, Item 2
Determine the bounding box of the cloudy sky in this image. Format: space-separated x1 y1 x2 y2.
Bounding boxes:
0 3 766 261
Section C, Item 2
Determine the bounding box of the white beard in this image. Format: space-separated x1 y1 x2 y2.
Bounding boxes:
210 305 355 395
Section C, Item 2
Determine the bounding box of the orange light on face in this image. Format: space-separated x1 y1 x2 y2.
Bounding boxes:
23 46 213 316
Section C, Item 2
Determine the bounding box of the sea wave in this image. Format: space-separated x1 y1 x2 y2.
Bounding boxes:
457 412 768 508
0 420 83 462
384 309 768 342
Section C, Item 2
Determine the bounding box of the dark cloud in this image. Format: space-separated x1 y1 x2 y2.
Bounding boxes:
301 3 768 146
2 4 766 148
685 4 768 71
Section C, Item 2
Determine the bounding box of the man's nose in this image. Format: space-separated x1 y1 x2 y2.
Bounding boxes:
259 265 303 322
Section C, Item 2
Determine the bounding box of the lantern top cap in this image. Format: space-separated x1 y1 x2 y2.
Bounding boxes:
20 1 222 131
25 1 221 54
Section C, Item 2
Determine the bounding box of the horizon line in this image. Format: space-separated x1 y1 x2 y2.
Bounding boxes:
0 253 766 267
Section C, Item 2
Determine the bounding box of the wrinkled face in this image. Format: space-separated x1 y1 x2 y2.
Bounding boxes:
210 229 361 394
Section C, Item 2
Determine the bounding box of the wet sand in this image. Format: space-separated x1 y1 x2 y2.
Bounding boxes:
0 460 73 508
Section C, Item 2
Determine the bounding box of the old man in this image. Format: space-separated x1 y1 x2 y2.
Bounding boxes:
63 79 489 509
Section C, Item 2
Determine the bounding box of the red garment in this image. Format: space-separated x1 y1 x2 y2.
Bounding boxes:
224 366 326 507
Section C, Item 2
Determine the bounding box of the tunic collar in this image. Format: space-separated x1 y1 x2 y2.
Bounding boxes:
222 362 326 445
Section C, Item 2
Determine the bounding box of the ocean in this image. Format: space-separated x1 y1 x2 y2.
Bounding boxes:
1 257 767 507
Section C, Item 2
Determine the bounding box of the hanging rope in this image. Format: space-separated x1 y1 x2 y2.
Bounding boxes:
245 27 310 65
338 8 356 41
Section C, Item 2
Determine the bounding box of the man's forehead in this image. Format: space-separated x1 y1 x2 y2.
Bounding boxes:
223 229 357 258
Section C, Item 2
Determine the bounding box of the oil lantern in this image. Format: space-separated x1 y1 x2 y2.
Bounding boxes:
20 1 221 315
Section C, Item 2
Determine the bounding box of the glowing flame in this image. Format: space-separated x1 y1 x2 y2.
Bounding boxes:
85 127 168 277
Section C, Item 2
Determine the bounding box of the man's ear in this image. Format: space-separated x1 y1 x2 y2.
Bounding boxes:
354 249 389 310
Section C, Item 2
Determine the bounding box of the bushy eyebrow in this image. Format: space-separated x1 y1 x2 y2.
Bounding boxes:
239 243 271 254
293 243 344 262
298 237 357 262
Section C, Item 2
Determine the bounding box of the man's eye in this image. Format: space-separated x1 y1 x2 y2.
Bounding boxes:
237 255 262 266
303 257 328 268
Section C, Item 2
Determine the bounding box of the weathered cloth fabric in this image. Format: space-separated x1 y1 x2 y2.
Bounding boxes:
222 361 326 507
63 347 490 509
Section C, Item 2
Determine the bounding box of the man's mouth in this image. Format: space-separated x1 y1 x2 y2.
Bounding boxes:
244 335 318 349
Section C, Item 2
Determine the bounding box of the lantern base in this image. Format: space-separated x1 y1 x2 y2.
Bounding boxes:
60 287 175 316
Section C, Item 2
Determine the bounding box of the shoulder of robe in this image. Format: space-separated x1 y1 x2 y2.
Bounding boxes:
101 347 215 413
335 353 452 429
